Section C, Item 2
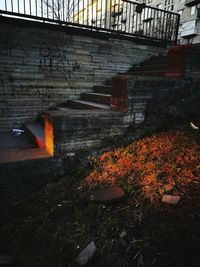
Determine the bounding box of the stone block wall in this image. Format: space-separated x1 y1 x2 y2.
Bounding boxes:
0 19 165 131
47 109 135 158
111 75 194 126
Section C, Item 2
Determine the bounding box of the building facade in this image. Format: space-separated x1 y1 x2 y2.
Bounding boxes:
145 0 200 44
72 0 144 30
72 0 178 42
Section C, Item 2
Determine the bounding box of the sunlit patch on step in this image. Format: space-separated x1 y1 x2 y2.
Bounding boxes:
45 115 54 157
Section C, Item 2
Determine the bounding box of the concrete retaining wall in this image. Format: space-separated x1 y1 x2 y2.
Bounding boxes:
0 19 165 131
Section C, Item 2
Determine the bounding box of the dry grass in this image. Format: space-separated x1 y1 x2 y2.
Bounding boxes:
85 130 200 205
1 125 200 266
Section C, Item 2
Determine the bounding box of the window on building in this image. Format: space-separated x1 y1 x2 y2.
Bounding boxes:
190 6 196 16
164 0 174 11
157 3 162 9
179 0 185 4
178 9 184 16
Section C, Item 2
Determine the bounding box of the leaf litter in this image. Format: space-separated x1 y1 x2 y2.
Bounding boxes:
1 127 200 266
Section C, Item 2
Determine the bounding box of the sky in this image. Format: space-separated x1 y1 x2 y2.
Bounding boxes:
0 0 37 16
0 0 83 19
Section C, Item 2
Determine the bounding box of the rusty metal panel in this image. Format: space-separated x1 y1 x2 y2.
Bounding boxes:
166 45 190 77
111 76 129 112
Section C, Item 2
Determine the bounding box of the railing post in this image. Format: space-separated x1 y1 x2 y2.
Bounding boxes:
105 0 111 29
175 14 180 44
0 0 180 44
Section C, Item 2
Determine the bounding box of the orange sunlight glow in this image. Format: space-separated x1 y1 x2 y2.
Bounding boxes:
45 115 54 157
85 131 200 204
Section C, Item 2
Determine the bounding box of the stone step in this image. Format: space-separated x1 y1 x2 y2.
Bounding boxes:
129 57 167 72
0 131 36 151
47 109 134 155
105 79 113 86
144 56 167 64
0 150 60 212
24 122 45 148
50 112 129 136
131 76 179 86
68 99 110 110
133 63 167 72
0 148 50 164
113 74 179 83
81 92 111 105
93 85 112 94
113 76 180 96
131 70 166 77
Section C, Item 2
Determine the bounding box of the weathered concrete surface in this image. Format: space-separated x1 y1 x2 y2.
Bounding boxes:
111 76 191 123
0 20 165 131
46 109 135 158
0 152 63 213
166 45 200 78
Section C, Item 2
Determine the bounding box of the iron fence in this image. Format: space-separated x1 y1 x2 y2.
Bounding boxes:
0 0 180 44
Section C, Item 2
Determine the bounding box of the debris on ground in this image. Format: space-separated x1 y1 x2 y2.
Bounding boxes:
190 122 199 130
76 241 97 266
164 184 173 192
12 129 24 135
162 195 181 205
1 126 200 266
119 229 126 239
90 185 125 203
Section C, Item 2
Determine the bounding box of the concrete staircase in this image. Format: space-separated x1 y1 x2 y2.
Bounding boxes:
127 55 168 77
1 48 195 212
39 51 190 158
66 85 112 110
0 52 187 162
46 82 135 157
24 123 45 148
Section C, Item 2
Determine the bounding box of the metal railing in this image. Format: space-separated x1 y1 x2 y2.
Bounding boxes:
0 0 180 44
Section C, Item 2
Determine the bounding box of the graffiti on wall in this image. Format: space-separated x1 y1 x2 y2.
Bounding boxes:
39 41 80 78
0 35 83 123
0 40 81 100
39 43 52 72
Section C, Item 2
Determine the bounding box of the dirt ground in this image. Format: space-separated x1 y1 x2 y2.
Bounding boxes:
1 124 200 267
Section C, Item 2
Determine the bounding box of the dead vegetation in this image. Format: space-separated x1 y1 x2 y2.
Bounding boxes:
85 129 200 205
1 124 200 267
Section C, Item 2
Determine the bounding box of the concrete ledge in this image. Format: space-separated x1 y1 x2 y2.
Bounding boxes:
0 15 168 47
0 148 50 164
